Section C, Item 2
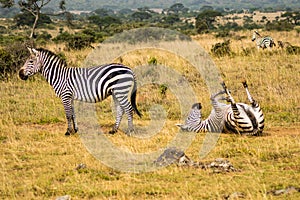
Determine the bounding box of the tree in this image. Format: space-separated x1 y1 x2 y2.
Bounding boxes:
195 10 222 33
167 3 188 14
0 0 66 38
88 15 121 31
131 11 152 21
14 11 52 27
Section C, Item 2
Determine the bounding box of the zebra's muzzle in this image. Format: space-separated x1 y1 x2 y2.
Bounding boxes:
19 69 28 80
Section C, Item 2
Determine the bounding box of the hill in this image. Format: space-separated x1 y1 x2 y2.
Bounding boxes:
47 0 300 11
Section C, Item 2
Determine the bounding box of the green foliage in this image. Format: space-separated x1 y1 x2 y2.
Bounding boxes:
14 12 52 27
196 10 222 33
88 15 121 30
243 22 263 30
265 20 294 31
0 42 29 80
286 45 300 55
148 57 157 65
159 84 168 97
66 33 94 50
36 31 52 45
131 11 152 21
211 40 232 57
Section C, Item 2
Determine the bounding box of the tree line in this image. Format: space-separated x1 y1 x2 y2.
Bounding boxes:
0 1 299 79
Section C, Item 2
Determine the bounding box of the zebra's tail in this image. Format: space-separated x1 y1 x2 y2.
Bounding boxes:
131 81 142 118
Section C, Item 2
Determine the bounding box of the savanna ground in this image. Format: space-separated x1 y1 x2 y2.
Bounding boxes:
1 29 300 199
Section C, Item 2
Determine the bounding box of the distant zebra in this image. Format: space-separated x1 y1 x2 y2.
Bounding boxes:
277 40 291 49
177 81 264 136
252 31 276 50
19 48 142 135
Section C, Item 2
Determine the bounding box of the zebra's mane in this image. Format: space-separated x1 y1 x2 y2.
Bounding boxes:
36 48 68 67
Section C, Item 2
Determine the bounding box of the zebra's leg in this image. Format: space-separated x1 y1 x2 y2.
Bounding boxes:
242 81 258 107
62 98 77 136
71 100 78 133
222 82 240 116
110 94 125 134
242 81 265 134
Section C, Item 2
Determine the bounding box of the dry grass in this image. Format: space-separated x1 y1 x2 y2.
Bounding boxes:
1 30 300 199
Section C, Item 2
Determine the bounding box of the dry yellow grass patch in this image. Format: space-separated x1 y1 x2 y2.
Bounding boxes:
1 30 300 199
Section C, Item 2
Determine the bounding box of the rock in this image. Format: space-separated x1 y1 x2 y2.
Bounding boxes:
224 192 245 199
154 147 193 166
75 163 86 170
56 195 71 200
268 186 300 196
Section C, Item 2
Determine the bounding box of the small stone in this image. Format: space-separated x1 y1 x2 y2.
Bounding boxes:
56 195 71 200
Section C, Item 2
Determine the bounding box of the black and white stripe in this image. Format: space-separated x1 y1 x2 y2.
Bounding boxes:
176 90 227 133
177 81 264 136
222 81 264 135
19 48 141 135
252 31 276 50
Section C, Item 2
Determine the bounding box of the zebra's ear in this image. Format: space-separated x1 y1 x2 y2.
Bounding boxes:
176 124 189 131
31 48 39 56
27 47 34 55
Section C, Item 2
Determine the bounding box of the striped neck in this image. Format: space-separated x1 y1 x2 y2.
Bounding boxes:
38 49 68 86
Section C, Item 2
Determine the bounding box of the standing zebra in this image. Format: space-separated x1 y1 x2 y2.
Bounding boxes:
19 48 141 135
252 31 276 50
177 81 264 136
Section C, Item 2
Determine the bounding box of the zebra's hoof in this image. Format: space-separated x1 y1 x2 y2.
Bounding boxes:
65 132 71 136
125 129 135 136
109 129 117 134
74 127 79 133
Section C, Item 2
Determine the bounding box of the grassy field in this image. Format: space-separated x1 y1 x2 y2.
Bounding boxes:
1 30 300 199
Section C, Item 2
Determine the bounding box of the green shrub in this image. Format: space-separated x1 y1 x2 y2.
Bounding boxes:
286 45 300 55
53 31 95 50
265 20 294 31
66 33 94 50
148 57 157 65
0 42 29 80
211 40 232 57
36 31 52 45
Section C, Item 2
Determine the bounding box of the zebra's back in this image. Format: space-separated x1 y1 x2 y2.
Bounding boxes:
69 63 135 103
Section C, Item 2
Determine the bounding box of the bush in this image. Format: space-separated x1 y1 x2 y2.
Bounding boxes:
286 45 300 55
36 31 52 45
211 40 232 57
265 20 294 31
0 42 29 80
53 31 95 50
66 33 94 50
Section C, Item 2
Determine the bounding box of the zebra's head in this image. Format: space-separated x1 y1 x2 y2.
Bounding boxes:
19 48 43 80
252 31 261 41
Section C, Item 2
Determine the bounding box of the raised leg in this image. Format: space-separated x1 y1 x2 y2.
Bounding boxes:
242 81 258 107
242 81 265 134
221 82 240 116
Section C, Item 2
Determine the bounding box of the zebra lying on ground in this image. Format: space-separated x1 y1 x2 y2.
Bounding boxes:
252 31 276 50
19 48 142 135
177 81 264 136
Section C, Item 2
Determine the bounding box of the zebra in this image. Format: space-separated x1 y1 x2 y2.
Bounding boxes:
19 47 142 136
252 31 276 50
176 90 227 133
177 81 264 136
222 81 264 135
